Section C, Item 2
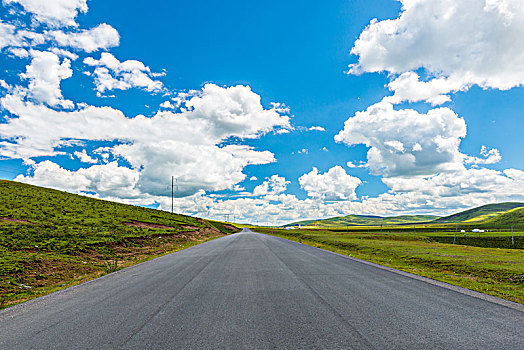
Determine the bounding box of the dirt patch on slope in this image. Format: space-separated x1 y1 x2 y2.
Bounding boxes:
220 224 239 232
0 217 36 224
122 220 177 229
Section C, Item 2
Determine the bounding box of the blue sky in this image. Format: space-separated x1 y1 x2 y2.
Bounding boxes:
1 0 524 225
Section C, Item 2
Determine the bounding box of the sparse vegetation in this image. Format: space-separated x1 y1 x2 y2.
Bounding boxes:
102 257 120 274
0 180 239 309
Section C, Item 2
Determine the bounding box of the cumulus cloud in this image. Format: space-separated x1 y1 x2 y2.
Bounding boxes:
253 175 289 196
83 52 164 93
299 166 361 201
465 145 502 165
335 101 466 177
19 50 73 108
74 149 97 163
159 100 174 109
0 20 45 50
350 0 524 104
1 84 290 197
383 72 464 105
8 47 29 58
376 167 524 213
49 47 78 60
308 126 325 131
50 24 120 52
3 0 88 27
15 160 141 199
163 166 524 226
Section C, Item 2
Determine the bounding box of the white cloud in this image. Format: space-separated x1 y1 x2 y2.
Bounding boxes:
0 84 290 197
253 175 289 196
249 176 257 181
8 47 29 58
74 149 97 163
383 72 464 105
159 100 174 109
335 101 466 177
350 0 524 104
83 52 163 93
299 166 361 201
0 21 21 49
308 126 325 131
0 20 46 50
465 145 502 165
50 24 119 52
377 167 524 211
49 47 78 60
15 160 141 199
164 166 524 226
3 0 88 27
119 142 275 197
19 50 73 108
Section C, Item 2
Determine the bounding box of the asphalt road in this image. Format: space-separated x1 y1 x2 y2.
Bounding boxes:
1 229 523 349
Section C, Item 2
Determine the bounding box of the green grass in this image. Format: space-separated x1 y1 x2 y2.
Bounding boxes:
432 202 524 223
0 180 239 308
255 227 524 305
287 214 440 227
484 207 524 226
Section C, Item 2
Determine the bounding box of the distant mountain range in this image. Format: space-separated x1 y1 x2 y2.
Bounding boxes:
285 202 524 227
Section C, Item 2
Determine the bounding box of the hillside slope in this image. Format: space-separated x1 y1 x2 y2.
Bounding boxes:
483 207 524 226
432 202 524 223
0 180 238 308
287 214 440 227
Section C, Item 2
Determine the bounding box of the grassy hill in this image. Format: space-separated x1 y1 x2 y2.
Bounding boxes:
0 180 238 308
288 202 524 228
287 214 440 227
483 207 524 226
432 202 524 224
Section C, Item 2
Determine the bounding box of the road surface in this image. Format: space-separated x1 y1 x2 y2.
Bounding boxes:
1 229 523 349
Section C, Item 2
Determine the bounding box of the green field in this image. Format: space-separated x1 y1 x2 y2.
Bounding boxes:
433 202 524 223
0 180 239 308
287 202 524 228
288 214 439 228
255 227 524 304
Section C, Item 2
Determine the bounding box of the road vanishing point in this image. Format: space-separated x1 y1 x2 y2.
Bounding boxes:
1 229 523 349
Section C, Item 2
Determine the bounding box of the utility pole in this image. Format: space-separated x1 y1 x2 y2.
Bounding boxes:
453 224 457 244
171 176 174 214
511 223 514 246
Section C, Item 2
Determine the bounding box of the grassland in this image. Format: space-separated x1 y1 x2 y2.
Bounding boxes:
288 214 439 228
0 180 239 309
484 206 524 226
432 202 524 223
255 227 524 304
